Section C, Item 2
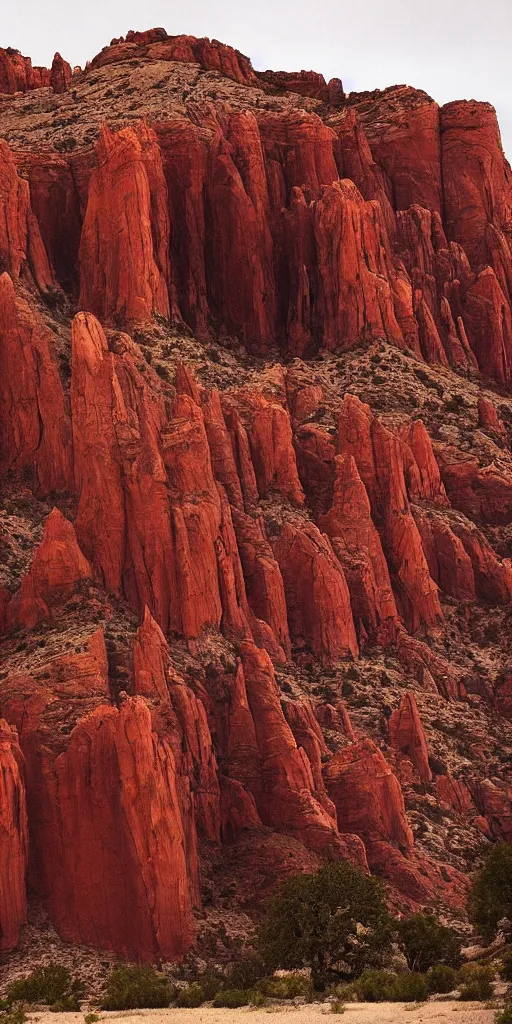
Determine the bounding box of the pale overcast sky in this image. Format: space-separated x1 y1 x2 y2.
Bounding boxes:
3 0 512 159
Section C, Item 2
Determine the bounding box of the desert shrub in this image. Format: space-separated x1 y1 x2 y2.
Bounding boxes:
196 969 225 1000
155 363 170 380
459 980 493 1001
175 983 205 1008
458 963 495 1001
229 955 267 990
426 964 458 993
329 982 358 1003
496 1005 512 1024
248 990 266 1007
331 1001 345 1013
469 843 512 942
0 1010 25 1024
397 912 461 972
445 394 465 412
257 975 313 1000
7 965 82 1007
392 973 429 1002
353 970 428 1003
101 965 175 1010
459 962 495 983
353 970 397 1002
257 862 392 985
499 949 512 982
84 1015 100 1024
50 995 82 1012
212 989 250 1008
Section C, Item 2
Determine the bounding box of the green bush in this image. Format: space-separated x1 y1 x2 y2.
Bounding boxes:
353 970 397 1002
329 982 358 1003
458 963 495 1001
196 969 225 1000
229 955 267 990
331 1001 345 1013
397 912 462 972
50 995 82 1012
84 1015 100 1024
7 965 82 1007
469 844 512 942
353 970 428 1003
459 962 495 983
392 973 429 1002
248 991 266 1007
101 966 175 1010
0 1010 26 1024
257 862 392 985
459 980 493 1001
257 975 313 1000
499 950 512 982
426 964 458 994
495 1005 512 1024
175 983 205 1008
212 990 250 1008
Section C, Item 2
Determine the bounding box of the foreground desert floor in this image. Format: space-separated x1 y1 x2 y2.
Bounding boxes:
28 1002 497 1024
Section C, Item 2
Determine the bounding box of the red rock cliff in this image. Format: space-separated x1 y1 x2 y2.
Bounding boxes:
0 26 511 963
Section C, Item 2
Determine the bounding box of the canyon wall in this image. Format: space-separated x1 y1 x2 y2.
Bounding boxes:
1 29 512 960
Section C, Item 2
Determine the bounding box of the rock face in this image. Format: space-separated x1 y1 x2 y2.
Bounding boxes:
236 642 358 858
3 509 92 632
6 61 512 375
0 47 72 97
36 697 195 959
0 48 51 94
325 738 414 855
70 311 128 592
318 453 399 645
389 693 432 784
0 274 71 493
272 522 358 663
337 395 443 632
0 721 28 951
324 738 466 906
0 142 54 291
1 26 512 963
92 31 257 85
50 53 72 94
78 124 171 325
0 629 197 961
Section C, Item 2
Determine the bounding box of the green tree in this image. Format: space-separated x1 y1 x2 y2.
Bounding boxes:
469 844 512 942
257 862 393 986
397 911 461 972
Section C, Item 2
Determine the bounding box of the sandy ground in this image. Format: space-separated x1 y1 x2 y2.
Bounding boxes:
27 1003 498 1024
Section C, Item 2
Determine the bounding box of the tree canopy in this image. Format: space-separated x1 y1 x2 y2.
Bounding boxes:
397 911 461 972
468 843 512 941
257 861 393 985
